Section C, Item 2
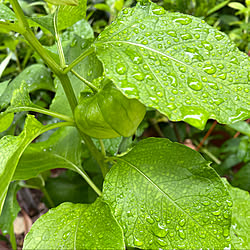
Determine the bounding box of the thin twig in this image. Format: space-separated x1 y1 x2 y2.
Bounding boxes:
196 120 217 151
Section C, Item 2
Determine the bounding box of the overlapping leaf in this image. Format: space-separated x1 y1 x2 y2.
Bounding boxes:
23 198 125 249
13 126 82 181
0 64 54 110
103 138 232 249
94 0 250 129
0 115 67 214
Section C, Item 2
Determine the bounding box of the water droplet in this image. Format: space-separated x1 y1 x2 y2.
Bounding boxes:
179 219 185 226
172 89 178 95
70 38 77 47
179 230 186 239
133 72 145 81
211 210 221 216
116 63 127 75
140 24 145 30
146 216 154 224
215 32 224 41
158 238 167 246
202 200 210 206
173 16 192 25
181 33 192 40
167 30 177 37
179 66 186 73
142 40 148 45
230 56 238 64
62 230 70 240
187 78 203 91
152 6 165 15
157 91 163 97
201 41 213 51
207 82 218 90
203 65 216 74
212 97 224 105
168 75 177 87
218 73 227 80
133 236 143 247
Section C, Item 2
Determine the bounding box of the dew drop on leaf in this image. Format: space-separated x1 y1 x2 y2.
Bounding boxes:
116 63 127 75
151 6 165 15
133 72 145 81
203 65 216 74
173 17 192 25
187 78 203 91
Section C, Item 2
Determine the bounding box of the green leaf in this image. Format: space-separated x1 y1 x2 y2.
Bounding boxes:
13 126 81 181
103 138 232 249
0 3 17 22
45 0 78 6
228 2 246 10
57 0 87 31
94 137 123 155
0 80 9 96
223 179 250 249
29 15 55 34
94 1 250 130
0 182 20 236
0 115 67 214
0 64 54 110
231 162 250 191
228 121 250 137
23 198 125 249
50 35 102 116
0 112 14 133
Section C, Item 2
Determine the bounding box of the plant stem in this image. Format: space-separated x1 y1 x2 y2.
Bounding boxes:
40 186 55 208
99 139 106 157
63 47 95 74
54 6 66 68
78 130 109 177
73 166 102 196
71 69 99 93
8 106 74 122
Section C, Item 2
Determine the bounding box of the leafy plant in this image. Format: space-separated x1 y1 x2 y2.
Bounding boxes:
0 0 250 249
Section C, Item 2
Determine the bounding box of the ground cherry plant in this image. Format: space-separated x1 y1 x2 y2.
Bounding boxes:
0 0 250 249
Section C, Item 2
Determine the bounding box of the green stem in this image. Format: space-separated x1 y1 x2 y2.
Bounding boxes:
78 130 109 177
8 106 74 122
40 186 55 208
63 47 95 74
71 69 99 93
200 147 221 165
73 166 102 196
99 139 106 157
54 6 66 68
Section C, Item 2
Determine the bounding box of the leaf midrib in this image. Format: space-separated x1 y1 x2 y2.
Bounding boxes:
116 157 221 244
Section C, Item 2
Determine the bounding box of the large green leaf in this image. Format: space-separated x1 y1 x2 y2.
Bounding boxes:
0 64 54 110
13 126 82 181
23 198 125 249
0 115 67 214
103 138 232 249
94 0 250 129
223 179 250 249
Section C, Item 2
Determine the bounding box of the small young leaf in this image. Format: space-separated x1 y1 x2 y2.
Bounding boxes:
0 64 54 110
94 0 250 130
23 198 125 249
103 138 232 249
228 2 246 10
0 115 67 214
228 120 250 137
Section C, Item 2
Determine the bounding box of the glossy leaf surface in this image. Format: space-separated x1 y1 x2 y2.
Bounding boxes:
75 82 146 138
94 0 250 129
223 180 250 249
23 199 125 249
0 4 17 21
103 138 232 249
0 115 66 214
13 126 82 181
